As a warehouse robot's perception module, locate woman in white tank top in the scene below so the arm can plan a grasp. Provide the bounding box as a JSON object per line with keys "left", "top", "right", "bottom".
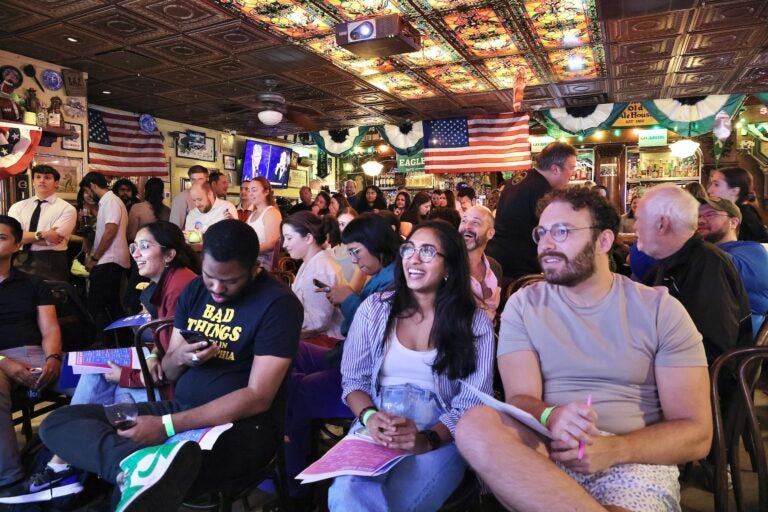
{"left": 246, "top": 176, "right": 281, "bottom": 271}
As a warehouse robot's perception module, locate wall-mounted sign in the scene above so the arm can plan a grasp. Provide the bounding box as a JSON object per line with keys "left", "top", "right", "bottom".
{"left": 637, "top": 128, "right": 668, "bottom": 147}
{"left": 613, "top": 102, "right": 656, "bottom": 127}
{"left": 288, "top": 169, "right": 307, "bottom": 188}
{"left": 529, "top": 135, "right": 554, "bottom": 153}
{"left": 396, "top": 150, "right": 425, "bottom": 173}
{"left": 62, "top": 69, "right": 86, "bottom": 97}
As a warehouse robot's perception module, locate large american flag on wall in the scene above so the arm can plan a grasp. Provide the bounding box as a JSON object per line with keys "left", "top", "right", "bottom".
{"left": 423, "top": 113, "right": 531, "bottom": 173}
{"left": 88, "top": 107, "right": 167, "bottom": 176}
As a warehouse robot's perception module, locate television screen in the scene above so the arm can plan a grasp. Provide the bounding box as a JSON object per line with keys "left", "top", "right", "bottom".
{"left": 242, "top": 140, "right": 293, "bottom": 189}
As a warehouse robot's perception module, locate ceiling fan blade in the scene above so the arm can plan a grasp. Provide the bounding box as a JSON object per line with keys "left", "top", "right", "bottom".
{"left": 286, "top": 109, "right": 318, "bottom": 132}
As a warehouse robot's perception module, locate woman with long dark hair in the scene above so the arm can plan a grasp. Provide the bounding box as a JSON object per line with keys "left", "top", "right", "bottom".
{"left": 328, "top": 220, "right": 494, "bottom": 511}
{"left": 127, "top": 178, "right": 170, "bottom": 241}
{"left": 707, "top": 167, "right": 768, "bottom": 242}
{"left": 311, "top": 190, "right": 332, "bottom": 216}
{"left": 357, "top": 185, "right": 388, "bottom": 214}
{"left": 329, "top": 193, "right": 350, "bottom": 218}
{"left": 388, "top": 190, "right": 411, "bottom": 218}
{"left": 400, "top": 191, "right": 433, "bottom": 237}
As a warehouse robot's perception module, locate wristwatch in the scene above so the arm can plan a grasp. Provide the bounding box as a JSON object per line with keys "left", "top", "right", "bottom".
{"left": 419, "top": 429, "right": 442, "bottom": 451}
{"left": 45, "top": 353, "right": 63, "bottom": 363}
{"left": 34, "top": 231, "right": 43, "bottom": 241}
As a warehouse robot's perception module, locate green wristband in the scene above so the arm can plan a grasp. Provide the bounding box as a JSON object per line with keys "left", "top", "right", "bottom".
{"left": 362, "top": 409, "right": 377, "bottom": 427}
{"left": 146, "top": 353, "right": 158, "bottom": 361}
{"left": 161, "top": 414, "right": 175, "bottom": 437}
{"left": 539, "top": 406, "right": 557, "bottom": 427}
{"left": 0, "top": 355, "right": 5, "bottom": 362}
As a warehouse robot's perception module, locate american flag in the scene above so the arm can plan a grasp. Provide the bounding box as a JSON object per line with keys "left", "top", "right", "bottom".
{"left": 423, "top": 113, "right": 531, "bottom": 173}
{"left": 88, "top": 107, "right": 167, "bottom": 176}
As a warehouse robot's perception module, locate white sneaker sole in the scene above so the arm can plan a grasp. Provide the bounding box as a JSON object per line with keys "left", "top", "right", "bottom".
{"left": 0, "top": 481, "right": 84, "bottom": 504}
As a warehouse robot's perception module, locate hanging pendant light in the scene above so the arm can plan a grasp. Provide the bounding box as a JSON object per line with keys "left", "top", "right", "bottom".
{"left": 362, "top": 159, "right": 383, "bottom": 176}
{"left": 669, "top": 123, "right": 699, "bottom": 159}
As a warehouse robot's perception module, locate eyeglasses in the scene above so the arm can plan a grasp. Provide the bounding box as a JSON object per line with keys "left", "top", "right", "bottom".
{"left": 698, "top": 211, "right": 729, "bottom": 219}
{"left": 532, "top": 223, "right": 599, "bottom": 244}
{"left": 129, "top": 240, "right": 164, "bottom": 254}
{"left": 399, "top": 242, "right": 445, "bottom": 262}
{"left": 347, "top": 247, "right": 363, "bottom": 259}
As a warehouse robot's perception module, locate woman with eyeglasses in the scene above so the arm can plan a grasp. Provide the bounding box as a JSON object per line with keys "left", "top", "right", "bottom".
{"left": 285, "top": 213, "right": 400, "bottom": 499}
{"left": 70, "top": 220, "right": 200, "bottom": 405}
{"left": 247, "top": 176, "right": 283, "bottom": 271}
{"left": 328, "top": 220, "right": 494, "bottom": 511}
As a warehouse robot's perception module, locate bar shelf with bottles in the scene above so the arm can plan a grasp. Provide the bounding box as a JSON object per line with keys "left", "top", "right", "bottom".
{"left": 624, "top": 146, "right": 701, "bottom": 207}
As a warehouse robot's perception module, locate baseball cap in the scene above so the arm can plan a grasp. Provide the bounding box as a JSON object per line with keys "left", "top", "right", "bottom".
{"left": 698, "top": 197, "right": 742, "bottom": 221}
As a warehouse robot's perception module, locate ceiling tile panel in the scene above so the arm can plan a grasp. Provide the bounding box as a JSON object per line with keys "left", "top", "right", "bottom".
{"left": 683, "top": 27, "right": 767, "bottom": 55}
{"left": 442, "top": 8, "right": 521, "bottom": 58}
{"left": 187, "top": 20, "right": 282, "bottom": 53}
{"left": 676, "top": 52, "right": 744, "bottom": 72}
{"left": 2, "top": 5, "right": 50, "bottom": 33}
{"left": 281, "top": 65, "right": 354, "bottom": 85}
{"left": 61, "top": 58, "right": 130, "bottom": 81}
{"left": 422, "top": 64, "right": 491, "bottom": 93}
{"left": 690, "top": 1, "right": 768, "bottom": 31}
{"left": 610, "top": 38, "right": 678, "bottom": 64}
{"left": 69, "top": 7, "right": 174, "bottom": 45}
{"left": 90, "top": 49, "right": 164, "bottom": 73}
{"left": 672, "top": 70, "right": 734, "bottom": 86}
{"left": 19, "top": 23, "right": 119, "bottom": 57}
{"left": 665, "top": 85, "right": 719, "bottom": 97}
{"left": 4, "top": 0, "right": 109, "bottom": 18}
{"left": 611, "top": 59, "right": 671, "bottom": 78}
{"left": 605, "top": 10, "right": 689, "bottom": 42}
{"left": 615, "top": 75, "right": 666, "bottom": 91}
{"left": 150, "top": 67, "right": 221, "bottom": 87}
{"left": 121, "top": 0, "right": 232, "bottom": 31}
{"left": 136, "top": 35, "right": 225, "bottom": 65}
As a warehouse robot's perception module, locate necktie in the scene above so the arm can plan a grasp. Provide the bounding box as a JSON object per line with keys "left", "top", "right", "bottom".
{"left": 23, "top": 199, "right": 44, "bottom": 252}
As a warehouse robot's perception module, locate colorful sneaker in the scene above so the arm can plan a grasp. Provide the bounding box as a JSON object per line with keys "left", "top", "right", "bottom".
{"left": 114, "top": 440, "right": 202, "bottom": 512}
{"left": 0, "top": 466, "right": 84, "bottom": 504}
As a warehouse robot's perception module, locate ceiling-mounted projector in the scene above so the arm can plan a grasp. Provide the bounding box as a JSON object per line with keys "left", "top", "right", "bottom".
{"left": 335, "top": 14, "right": 421, "bottom": 58}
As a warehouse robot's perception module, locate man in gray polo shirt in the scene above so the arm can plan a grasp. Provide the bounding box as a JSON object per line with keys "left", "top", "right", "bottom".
{"left": 456, "top": 187, "right": 712, "bottom": 512}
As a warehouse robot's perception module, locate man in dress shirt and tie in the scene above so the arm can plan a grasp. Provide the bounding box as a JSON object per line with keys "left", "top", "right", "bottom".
{"left": 8, "top": 165, "right": 76, "bottom": 281}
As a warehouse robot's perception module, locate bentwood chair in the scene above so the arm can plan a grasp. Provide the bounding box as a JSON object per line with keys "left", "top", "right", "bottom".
{"left": 133, "top": 317, "right": 174, "bottom": 402}
{"left": 710, "top": 346, "right": 768, "bottom": 512}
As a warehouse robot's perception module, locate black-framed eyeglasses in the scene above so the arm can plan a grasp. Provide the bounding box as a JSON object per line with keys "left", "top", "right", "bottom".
{"left": 129, "top": 240, "right": 164, "bottom": 254}
{"left": 399, "top": 242, "right": 445, "bottom": 263}
{"left": 532, "top": 223, "right": 599, "bottom": 244}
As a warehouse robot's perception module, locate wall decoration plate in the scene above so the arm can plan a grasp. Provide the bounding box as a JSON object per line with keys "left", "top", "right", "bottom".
{"left": 41, "top": 69, "right": 63, "bottom": 91}
{"left": 139, "top": 114, "right": 157, "bottom": 134}
{"left": 0, "top": 66, "right": 23, "bottom": 92}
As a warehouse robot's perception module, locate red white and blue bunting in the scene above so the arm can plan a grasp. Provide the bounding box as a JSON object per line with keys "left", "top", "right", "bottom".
{"left": 0, "top": 121, "right": 42, "bottom": 179}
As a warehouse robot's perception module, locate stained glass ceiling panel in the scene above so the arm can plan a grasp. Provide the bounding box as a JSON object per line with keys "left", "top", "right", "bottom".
{"left": 364, "top": 71, "right": 436, "bottom": 99}
{"left": 443, "top": 8, "right": 521, "bottom": 58}
{"left": 225, "top": 0, "right": 335, "bottom": 39}
{"left": 306, "top": 35, "right": 397, "bottom": 76}
{"left": 484, "top": 56, "right": 543, "bottom": 89}
{"left": 423, "top": 63, "right": 490, "bottom": 93}
{"left": 320, "top": 0, "right": 406, "bottom": 19}
{"left": 548, "top": 46, "right": 600, "bottom": 81}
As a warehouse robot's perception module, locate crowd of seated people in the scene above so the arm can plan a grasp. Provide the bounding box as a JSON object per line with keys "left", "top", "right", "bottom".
{"left": 2, "top": 147, "right": 767, "bottom": 511}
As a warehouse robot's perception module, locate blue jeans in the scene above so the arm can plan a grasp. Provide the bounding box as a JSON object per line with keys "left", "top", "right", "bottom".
{"left": 328, "top": 383, "right": 465, "bottom": 511}
{"left": 328, "top": 443, "right": 467, "bottom": 512}
{"left": 70, "top": 373, "right": 158, "bottom": 406}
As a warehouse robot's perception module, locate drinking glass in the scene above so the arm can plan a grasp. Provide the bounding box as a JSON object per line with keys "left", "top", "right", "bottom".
{"left": 379, "top": 385, "right": 411, "bottom": 417}
{"left": 104, "top": 394, "right": 138, "bottom": 430}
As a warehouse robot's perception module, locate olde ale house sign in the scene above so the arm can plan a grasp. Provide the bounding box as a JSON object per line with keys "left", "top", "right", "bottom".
{"left": 613, "top": 103, "right": 656, "bottom": 127}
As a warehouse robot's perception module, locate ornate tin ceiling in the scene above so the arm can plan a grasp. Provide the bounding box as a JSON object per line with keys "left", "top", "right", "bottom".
{"left": 1, "top": 0, "right": 767, "bottom": 137}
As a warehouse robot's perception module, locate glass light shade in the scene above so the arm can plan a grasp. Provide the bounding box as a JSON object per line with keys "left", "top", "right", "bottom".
{"left": 257, "top": 109, "right": 283, "bottom": 126}
{"left": 362, "top": 160, "right": 384, "bottom": 176}
{"left": 669, "top": 139, "right": 700, "bottom": 159}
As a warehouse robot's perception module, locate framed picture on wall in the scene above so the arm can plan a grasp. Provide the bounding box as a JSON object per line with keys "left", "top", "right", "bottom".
{"left": 60, "top": 122, "right": 83, "bottom": 151}
{"left": 290, "top": 152, "right": 299, "bottom": 169}
{"left": 176, "top": 134, "right": 216, "bottom": 162}
{"left": 223, "top": 154, "right": 236, "bottom": 170}
{"left": 33, "top": 153, "right": 83, "bottom": 200}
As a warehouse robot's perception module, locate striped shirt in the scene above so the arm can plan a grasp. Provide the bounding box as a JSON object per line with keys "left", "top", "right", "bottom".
{"left": 340, "top": 292, "right": 495, "bottom": 436}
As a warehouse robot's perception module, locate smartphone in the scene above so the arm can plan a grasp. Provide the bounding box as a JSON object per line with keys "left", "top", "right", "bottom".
{"left": 179, "top": 330, "right": 212, "bottom": 347}
{"left": 313, "top": 278, "right": 330, "bottom": 290}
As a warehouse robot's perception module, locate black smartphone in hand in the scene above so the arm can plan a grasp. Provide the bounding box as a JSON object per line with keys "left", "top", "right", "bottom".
{"left": 313, "top": 279, "right": 330, "bottom": 290}
{"left": 179, "top": 330, "right": 212, "bottom": 347}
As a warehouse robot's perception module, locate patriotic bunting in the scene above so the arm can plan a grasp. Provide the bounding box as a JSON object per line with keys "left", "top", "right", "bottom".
{"left": 0, "top": 121, "right": 42, "bottom": 179}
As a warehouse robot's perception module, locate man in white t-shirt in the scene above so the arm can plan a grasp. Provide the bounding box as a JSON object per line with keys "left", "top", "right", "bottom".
{"left": 184, "top": 182, "right": 237, "bottom": 234}
{"left": 456, "top": 187, "right": 712, "bottom": 512}
{"left": 80, "top": 172, "right": 130, "bottom": 337}
{"left": 169, "top": 166, "right": 209, "bottom": 229}
{"left": 8, "top": 165, "right": 76, "bottom": 281}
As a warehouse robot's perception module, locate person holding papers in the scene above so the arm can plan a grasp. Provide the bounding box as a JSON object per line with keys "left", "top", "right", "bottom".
{"left": 70, "top": 221, "right": 199, "bottom": 405}
{"left": 328, "top": 220, "right": 494, "bottom": 511}
{"left": 455, "top": 187, "right": 711, "bottom": 512}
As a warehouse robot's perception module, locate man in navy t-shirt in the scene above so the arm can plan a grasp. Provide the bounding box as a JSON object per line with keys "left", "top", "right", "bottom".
{"left": 32, "top": 220, "right": 303, "bottom": 512}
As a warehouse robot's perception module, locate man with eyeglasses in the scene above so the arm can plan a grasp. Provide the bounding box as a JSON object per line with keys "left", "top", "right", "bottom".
{"left": 696, "top": 196, "right": 768, "bottom": 338}
{"left": 487, "top": 141, "right": 577, "bottom": 281}
{"left": 36, "top": 220, "right": 303, "bottom": 511}
{"left": 459, "top": 205, "right": 500, "bottom": 321}
{"left": 457, "top": 186, "right": 712, "bottom": 512}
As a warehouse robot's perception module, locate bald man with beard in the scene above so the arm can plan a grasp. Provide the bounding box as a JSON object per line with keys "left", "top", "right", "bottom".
{"left": 184, "top": 182, "right": 237, "bottom": 234}
{"left": 459, "top": 205, "right": 501, "bottom": 321}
